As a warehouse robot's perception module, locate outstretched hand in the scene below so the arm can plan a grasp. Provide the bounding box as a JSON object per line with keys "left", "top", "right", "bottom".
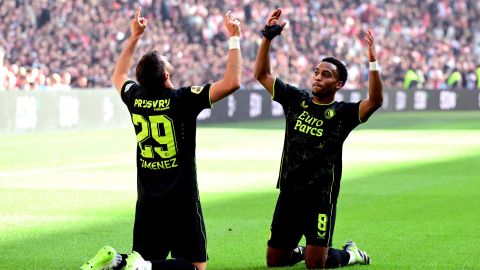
{"left": 224, "top": 10, "right": 241, "bottom": 37}
{"left": 266, "top": 8, "right": 287, "bottom": 28}
{"left": 131, "top": 7, "right": 147, "bottom": 37}
{"left": 261, "top": 8, "right": 287, "bottom": 40}
{"left": 365, "top": 29, "right": 376, "bottom": 62}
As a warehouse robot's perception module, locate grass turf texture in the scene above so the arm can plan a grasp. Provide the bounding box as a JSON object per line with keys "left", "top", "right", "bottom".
{"left": 0, "top": 111, "right": 479, "bottom": 269}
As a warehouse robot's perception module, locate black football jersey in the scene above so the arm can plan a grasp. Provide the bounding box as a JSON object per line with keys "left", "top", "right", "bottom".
{"left": 273, "top": 78, "right": 362, "bottom": 203}
{"left": 121, "top": 80, "right": 211, "bottom": 202}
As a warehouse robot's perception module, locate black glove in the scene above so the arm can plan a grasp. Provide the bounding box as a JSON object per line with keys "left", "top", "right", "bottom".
{"left": 261, "top": 25, "right": 284, "bottom": 40}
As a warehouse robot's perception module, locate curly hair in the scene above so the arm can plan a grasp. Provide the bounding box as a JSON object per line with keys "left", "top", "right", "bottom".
{"left": 322, "top": 57, "right": 348, "bottom": 86}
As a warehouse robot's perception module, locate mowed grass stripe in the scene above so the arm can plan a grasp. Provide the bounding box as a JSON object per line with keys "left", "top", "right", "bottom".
{"left": 0, "top": 111, "right": 479, "bottom": 269}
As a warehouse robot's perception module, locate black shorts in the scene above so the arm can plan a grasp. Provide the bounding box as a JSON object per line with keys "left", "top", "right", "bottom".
{"left": 267, "top": 191, "right": 337, "bottom": 249}
{"left": 132, "top": 199, "right": 207, "bottom": 262}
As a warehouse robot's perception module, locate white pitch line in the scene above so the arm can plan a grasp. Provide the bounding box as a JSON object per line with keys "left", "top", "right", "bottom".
{"left": 0, "top": 154, "right": 276, "bottom": 178}
{"left": 0, "top": 160, "right": 133, "bottom": 178}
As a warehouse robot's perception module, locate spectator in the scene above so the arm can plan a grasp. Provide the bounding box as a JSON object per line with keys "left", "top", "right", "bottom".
{"left": 0, "top": 48, "right": 6, "bottom": 91}
{"left": 476, "top": 67, "right": 480, "bottom": 89}
{"left": 447, "top": 69, "right": 463, "bottom": 89}
{"left": 403, "top": 69, "right": 420, "bottom": 90}
{"left": 0, "top": 0, "right": 480, "bottom": 91}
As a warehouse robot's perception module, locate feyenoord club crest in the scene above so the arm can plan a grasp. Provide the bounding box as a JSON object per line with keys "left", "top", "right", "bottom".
{"left": 191, "top": 85, "right": 204, "bottom": 94}
{"left": 324, "top": 108, "right": 336, "bottom": 119}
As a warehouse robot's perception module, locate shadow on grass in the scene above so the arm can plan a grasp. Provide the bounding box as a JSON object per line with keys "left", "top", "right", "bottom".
{"left": 0, "top": 153, "right": 479, "bottom": 269}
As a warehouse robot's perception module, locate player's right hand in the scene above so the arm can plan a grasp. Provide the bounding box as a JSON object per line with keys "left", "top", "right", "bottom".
{"left": 224, "top": 10, "right": 241, "bottom": 37}
{"left": 365, "top": 29, "right": 377, "bottom": 62}
{"left": 131, "top": 7, "right": 147, "bottom": 37}
{"left": 266, "top": 8, "right": 287, "bottom": 28}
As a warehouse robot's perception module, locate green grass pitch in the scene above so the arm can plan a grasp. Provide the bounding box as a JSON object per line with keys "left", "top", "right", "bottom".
{"left": 1, "top": 111, "right": 480, "bottom": 269}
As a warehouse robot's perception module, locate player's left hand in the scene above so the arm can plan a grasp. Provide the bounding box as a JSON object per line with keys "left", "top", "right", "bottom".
{"left": 131, "top": 7, "right": 147, "bottom": 37}
{"left": 365, "top": 29, "right": 376, "bottom": 62}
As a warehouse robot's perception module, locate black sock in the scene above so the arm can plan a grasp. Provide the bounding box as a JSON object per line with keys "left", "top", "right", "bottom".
{"left": 150, "top": 258, "right": 198, "bottom": 270}
{"left": 325, "top": 248, "right": 349, "bottom": 268}
{"left": 112, "top": 254, "right": 128, "bottom": 270}
{"left": 287, "top": 246, "right": 305, "bottom": 266}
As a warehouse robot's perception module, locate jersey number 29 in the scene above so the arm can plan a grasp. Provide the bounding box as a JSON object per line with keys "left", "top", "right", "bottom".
{"left": 132, "top": 113, "right": 177, "bottom": 159}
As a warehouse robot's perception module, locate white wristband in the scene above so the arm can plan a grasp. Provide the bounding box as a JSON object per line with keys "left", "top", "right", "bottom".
{"left": 369, "top": 61, "right": 378, "bottom": 71}
{"left": 229, "top": 36, "right": 240, "bottom": 50}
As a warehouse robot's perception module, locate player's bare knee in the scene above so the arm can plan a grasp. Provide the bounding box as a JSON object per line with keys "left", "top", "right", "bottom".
{"left": 305, "top": 261, "right": 326, "bottom": 269}
{"left": 266, "top": 249, "right": 282, "bottom": 267}
{"left": 193, "top": 261, "right": 206, "bottom": 270}
{"left": 305, "top": 258, "right": 326, "bottom": 269}
{"left": 266, "top": 257, "right": 280, "bottom": 267}
{"left": 266, "top": 254, "right": 290, "bottom": 267}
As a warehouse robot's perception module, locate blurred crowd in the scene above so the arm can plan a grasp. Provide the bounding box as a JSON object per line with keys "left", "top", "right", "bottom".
{"left": 1, "top": 0, "right": 480, "bottom": 91}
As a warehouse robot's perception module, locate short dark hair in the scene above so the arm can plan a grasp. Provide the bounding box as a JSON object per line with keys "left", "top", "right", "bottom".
{"left": 135, "top": 50, "right": 166, "bottom": 88}
{"left": 322, "top": 57, "right": 348, "bottom": 86}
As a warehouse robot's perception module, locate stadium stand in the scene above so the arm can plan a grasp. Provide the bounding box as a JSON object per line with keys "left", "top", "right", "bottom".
{"left": 0, "top": 0, "right": 479, "bottom": 91}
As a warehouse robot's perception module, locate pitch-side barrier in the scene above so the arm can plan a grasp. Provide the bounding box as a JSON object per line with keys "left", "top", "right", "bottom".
{"left": 1, "top": 88, "right": 478, "bottom": 134}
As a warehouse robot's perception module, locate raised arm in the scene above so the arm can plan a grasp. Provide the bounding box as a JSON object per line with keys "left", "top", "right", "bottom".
{"left": 112, "top": 7, "right": 147, "bottom": 93}
{"left": 209, "top": 11, "right": 242, "bottom": 103}
{"left": 359, "top": 29, "right": 383, "bottom": 122}
{"left": 254, "top": 9, "right": 287, "bottom": 95}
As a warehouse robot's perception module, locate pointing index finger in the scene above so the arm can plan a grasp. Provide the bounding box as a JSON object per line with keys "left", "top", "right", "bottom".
{"left": 224, "top": 10, "right": 232, "bottom": 23}
{"left": 135, "top": 7, "right": 141, "bottom": 20}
